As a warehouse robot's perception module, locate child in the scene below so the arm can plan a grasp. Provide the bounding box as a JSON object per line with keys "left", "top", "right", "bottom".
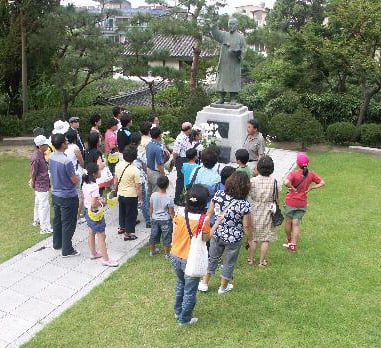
{"left": 149, "top": 176, "right": 175, "bottom": 258}
{"left": 170, "top": 184, "right": 219, "bottom": 325}
{"left": 30, "top": 135, "right": 53, "bottom": 234}
{"left": 82, "top": 163, "right": 119, "bottom": 267}
{"left": 181, "top": 148, "right": 199, "bottom": 188}
{"left": 189, "top": 128, "right": 203, "bottom": 163}
{"left": 235, "top": 148, "right": 251, "bottom": 178}
{"left": 283, "top": 152, "right": 325, "bottom": 252}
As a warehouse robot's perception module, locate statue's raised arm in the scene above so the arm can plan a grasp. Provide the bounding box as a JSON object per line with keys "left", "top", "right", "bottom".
{"left": 210, "top": 15, "right": 247, "bottom": 105}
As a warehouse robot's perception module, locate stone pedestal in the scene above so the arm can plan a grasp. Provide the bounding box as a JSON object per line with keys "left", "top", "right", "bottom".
{"left": 195, "top": 104, "right": 254, "bottom": 163}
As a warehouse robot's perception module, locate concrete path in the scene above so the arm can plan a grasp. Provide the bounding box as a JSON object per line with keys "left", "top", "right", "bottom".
{"left": 0, "top": 148, "right": 296, "bottom": 348}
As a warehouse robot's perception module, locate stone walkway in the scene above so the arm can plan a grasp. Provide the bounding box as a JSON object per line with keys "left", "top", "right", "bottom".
{"left": 0, "top": 148, "right": 296, "bottom": 347}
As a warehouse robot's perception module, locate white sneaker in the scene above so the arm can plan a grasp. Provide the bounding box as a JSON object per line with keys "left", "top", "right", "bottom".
{"left": 198, "top": 282, "right": 209, "bottom": 292}
{"left": 40, "top": 229, "right": 52, "bottom": 235}
{"left": 218, "top": 283, "right": 234, "bottom": 294}
{"left": 179, "top": 317, "right": 198, "bottom": 326}
{"left": 32, "top": 221, "right": 40, "bottom": 227}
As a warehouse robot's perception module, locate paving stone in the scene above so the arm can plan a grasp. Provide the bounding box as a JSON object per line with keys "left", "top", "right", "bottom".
{"left": 0, "top": 339, "right": 9, "bottom": 348}
{"left": 12, "top": 298, "right": 56, "bottom": 322}
{"left": 74, "top": 259, "right": 107, "bottom": 277}
{"left": 10, "top": 257, "right": 45, "bottom": 275}
{"left": 31, "top": 263, "right": 69, "bottom": 283}
{"left": 0, "top": 310, "right": 6, "bottom": 319}
{"left": 55, "top": 271, "right": 95, "bottom": 291}
{"left": 0, "top": 269, "right": 26, "bottom": 288}
{"left": 10, "top": 276, "right": 50, "bottom": 297}
{"left": 0, "top": 314, "right": 35, "bottom": 343}
{"left": 0, "top": 289, "right": 29, "bottom": 312}
{"left": 27, "top": 245, "right": 60, "bottom": 262}
{"left": 34, "top": 283, "right": 77, "bottom": 306}
{"left": 51, "top": 254, "right": 86, "bottom": 270}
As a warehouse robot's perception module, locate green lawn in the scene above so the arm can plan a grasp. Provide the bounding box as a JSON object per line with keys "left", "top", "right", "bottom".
{"left": 22, "top": 152, "right": 381, "bottom": 347}
{"left": 0, "top": 154, "right": 50, "bottom": 263}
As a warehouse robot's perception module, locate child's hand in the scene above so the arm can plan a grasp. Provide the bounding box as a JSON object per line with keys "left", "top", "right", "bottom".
{"left": 99, "top": 197, "right": 106, "bottom": 205}
{"left": 214, "top": 214, "right": 224, "bottom": 226}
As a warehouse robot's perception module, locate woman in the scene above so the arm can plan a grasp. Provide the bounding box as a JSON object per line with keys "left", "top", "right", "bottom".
{"left": 90, "top": 113, "right": 102, "bottom": 135}
{"left": 189, "top": 128, "right": 203, "bottom": 164}
{"left": 283, "top": 152, "right": 325, "bottom": 252}
{"left": 104, "top": 117, "right": 119, "bottom": 176}
{"left": 65, "top": 129, "right": 85, "bottom": 222}
{"left": 198, "top": 171, "right": 253, "bottom": 294}
{"left": 114, "top": 145, "right": 142, "bottom": 240}
{"left": 248, "top": 156, "right": 278, "bottom": 267}
{"left": 171, "top": 185, "right": 221, "bottom": 325}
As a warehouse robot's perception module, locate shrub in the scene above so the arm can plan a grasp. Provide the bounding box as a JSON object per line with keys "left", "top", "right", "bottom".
{"left": 0, "top": 116, "right": 23, "bottom": 137}
{"left": 359, "top": 123, "right": 381, "bottom": 147}
{"left": 254, "top": 111, "right": 271, "bottom": 138}
{"left": 265, "top": 90, "right": 301, "bottom": 116}
{"left": 271, "top": 108, "right": 324, "bottom": 147}
{"left": 326, "top": 122, "right": 356, "bottom": 145}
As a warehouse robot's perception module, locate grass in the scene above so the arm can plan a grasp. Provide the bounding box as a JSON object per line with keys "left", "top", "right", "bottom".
{"left": 0, "top": 154, "right": 50, "bottom": 263}
{"left": 20, "top": 152, "right": 381, "bottom": 347}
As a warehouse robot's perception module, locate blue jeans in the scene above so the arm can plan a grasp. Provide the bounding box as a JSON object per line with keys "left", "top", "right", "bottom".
{"left": 141, "top": 183, "right": 150, "bottom": 225}
{"left": 170, "top": 255, "right": 200, "bottom": 324}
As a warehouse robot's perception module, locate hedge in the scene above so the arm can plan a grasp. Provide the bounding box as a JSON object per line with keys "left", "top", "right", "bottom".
{"left": 326, "top": 122, "right": 356, "bottom": 145}
{"left": 360, "top": 123, "right": 381, "bottom": 147}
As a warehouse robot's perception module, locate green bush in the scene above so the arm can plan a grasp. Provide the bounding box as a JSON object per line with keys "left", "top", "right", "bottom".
{"left": 254, "top": 111, "right": 271, "bottom": 137}
{"left": 271, "top": 108, "right": 324, "bottom": 147}
{"left": 359, "top": 123, "right": 381, "bottom": 147}
{"left": 326, "top": 122, "right": 356, "bottom": 145}
{"left": 0, "top": 116, "right": 23, "bottom": 136}
{"left": 265, "top": 90, "right": 301, "bottom": 116}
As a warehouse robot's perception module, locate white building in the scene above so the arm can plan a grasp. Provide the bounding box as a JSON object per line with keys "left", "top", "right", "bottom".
{"left": 235, "top": 2, "right": 270, "bottom": 28}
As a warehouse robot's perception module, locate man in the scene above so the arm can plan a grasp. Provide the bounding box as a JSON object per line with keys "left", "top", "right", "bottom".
{"left": 243, "top": 119, "right": 265, "bottom": 175}
{"left": 211, "top": 15, "right": 246, "bottom": 104}
{"left": 117, "top": 113, "right": 132, "bottom": 155}
{"left": 146, "top": 127, "right": 165, "bottom": 199}
{"left": 68, "top": 116, "right": 85, "bottom": 158}
{"left": 173, "top": 122, "right": 192, "bottom": 205}
{"left": 30, "top": 135, "right": 53, "bottom": 234}
{"left": 49, "top": 133, "right": 80, "bottom": 257}
{"left": 112, "top": 106, "right": 123, "bottom": 131}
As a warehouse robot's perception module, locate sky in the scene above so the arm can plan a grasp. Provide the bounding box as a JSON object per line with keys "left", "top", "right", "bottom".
{"left": 60, "top": 0, "right": 276, "bottom": 13}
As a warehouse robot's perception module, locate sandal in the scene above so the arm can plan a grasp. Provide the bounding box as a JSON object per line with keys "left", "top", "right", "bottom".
{"left": 118, "top": 227, "right": 125, "bottom": 235}
{"left": 124, "top": 233, "right": 138, "bottom": 241}
{"left": 247, "top": 258, "right": 254, "bottom": 265}
{"left": 258, "top": 259, "right": 268, "bottom": 267}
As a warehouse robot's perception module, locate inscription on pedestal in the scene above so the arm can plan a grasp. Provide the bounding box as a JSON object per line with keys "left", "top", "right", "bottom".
{"left": 207, "top": 120, "right": 229, "bottom": 139}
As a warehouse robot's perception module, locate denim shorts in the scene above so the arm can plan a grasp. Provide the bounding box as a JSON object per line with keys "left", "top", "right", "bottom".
{"left": 149, "top": 219, "right": 173, "bottom": 246}
{"left": 84, "top": 208, "right": 106, "bottom": 233}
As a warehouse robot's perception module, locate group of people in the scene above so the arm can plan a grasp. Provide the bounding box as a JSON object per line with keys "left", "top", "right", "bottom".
{"left": 30, "top": 109, "right": 325, "bottom": 325}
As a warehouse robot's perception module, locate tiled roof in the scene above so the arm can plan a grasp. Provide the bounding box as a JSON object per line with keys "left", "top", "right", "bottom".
{"left": 96, "top": 80, "right": 169, "bottom": 107}
{"left": 123, "top": 34, "right": 217, "bottom": 60}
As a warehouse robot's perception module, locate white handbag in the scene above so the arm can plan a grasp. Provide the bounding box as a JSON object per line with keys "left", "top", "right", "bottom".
{"left": 184, "top": 210, "right": 208, "bottom": 278}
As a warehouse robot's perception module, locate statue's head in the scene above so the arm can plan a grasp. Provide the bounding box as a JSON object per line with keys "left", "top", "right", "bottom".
{"left": 228, "top": 18, "right": 238, "bottom": 33}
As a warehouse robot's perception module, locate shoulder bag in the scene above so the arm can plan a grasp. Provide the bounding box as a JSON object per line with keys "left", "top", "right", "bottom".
{"left": 184, "top": 209, "right": 208, "bottom": 277}
{"left": 114, "top": 163, "right": 130, "bottom": 195}
{"left": 271, "top": 179, "right": 284, "bottom": 226}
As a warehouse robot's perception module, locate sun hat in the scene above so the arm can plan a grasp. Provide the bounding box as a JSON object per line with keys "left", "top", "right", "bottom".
{"left": 296, "top": 152, "right": 310, "bottom": 167}
{"left": 33, "top": 135, "right": 49, "bottom": 147}
{"left": 68, "top": 116, "right": 80, "bottom": 123}
{"left": 52, "top": 120, "right": 70, "bottom": 134}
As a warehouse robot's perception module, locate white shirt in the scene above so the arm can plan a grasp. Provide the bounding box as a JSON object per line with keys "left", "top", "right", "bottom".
{"left": 65, "top": 143, "right": 83, "bottom": 176}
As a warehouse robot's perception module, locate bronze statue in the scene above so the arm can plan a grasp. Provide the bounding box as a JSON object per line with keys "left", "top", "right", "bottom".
{"left": 211, "top": 14, "right": 246, "bottom": 104}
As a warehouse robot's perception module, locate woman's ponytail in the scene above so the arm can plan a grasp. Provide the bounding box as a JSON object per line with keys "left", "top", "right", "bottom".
{"left": 302, "top": 166, "right": 309, "bottom": 177}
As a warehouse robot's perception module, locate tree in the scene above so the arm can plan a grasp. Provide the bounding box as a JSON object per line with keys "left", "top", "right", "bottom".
{"left": 35, "top": 5, "right": 124, "bottom": 117}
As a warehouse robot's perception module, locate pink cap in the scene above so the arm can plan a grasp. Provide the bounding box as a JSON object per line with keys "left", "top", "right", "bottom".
{"left": 297, "top": 152, "right": 309, "bottom": 167}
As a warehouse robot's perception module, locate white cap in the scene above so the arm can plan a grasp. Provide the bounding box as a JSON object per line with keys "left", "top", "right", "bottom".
{"left": 34, "top": 135, "right": 49, "bottom": 147}
{"left": 52, "top": 120, "right": 70, "bottom": 134}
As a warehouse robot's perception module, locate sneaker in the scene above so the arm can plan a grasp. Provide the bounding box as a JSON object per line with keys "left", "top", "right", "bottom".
{"left": 102, "top": 259, "right": 119, "bottom": 267}
{"left": 62, "top": 250, "right": 81, "bottom": 258}
{"left": 149, "top": 248, "right": 160, "bottom": 257}
{"left": 282, "top": 242, "right": 290, "bottom": 248}
{"left": 32, "top": 221, "right": 40, "bottom": 227}
{"left": 77, "top": 217, "right": 86, "bottom": 225}
{"left": 174, "top": 313, "right": 179, "bottom": 319}
{"left": 179, "top": 317, "right": 198, "bottom": 326}
{"left": 40, "top": 229, "right": 52, "bottom": 235}
{"left": 90, "top": 251, "right": 102, "bottom": 260}
{"left": 198, "top": 282, "right": 209, "bottom": 292}
{"left": 218, "top": 283, "right": 234, "bottom": 294}
{"left": 287, "top": 243, "right": 297, "bottom": 252}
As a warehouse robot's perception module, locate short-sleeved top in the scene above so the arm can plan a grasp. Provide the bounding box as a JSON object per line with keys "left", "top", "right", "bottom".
{"left": 150, "top": 192, "right": 174, "bottom": 220}
{"left": 115, "top": 161, "right": 141, "bottom": 197}
{"left": 146, "top": 140, "right": 164, "bottom": 171}
{"left": 171, "top": 208, "right": 211, "bottom": 260}
{"left": 49, "top": 152, "right": 77, "bottom": 198}
{"left": 212, "top": 191, "right": 251, "bottom": 244}
{"left": 105, "top": 129, "right": 117, "bottom": 154}
{"left": 285, "top": 170, "right": 323, "bottom": 208}
{"left": 182, "top": 162, "right": 199, "bottom": 186}
{"left": 139, "top": 135, "right": 151, "bottom": 152}
{"left": 133, "top": 150, "right": 147, "bottom": 184}
{"left": 65, "top": 143, "right": 83, "bottom": 176}
{"left": 173, "top": 132, "right": 191, "bottom": 158}
{"left": 30, "top": 150, "right": 49, "bottom": 192}
{"left": 117, "top": 127, "right": 131, "bottom": 154}
{"left": 243, "top": 132, "right": 265, "bottom": 161}
{"left": 82, "top": 182, "right": 100, "bottom": 209}
{"left": 236, "top": 165, "right": 251, "bottom": 178}
{"left": 192, "top": 166, "right": 221, "bottom": 188}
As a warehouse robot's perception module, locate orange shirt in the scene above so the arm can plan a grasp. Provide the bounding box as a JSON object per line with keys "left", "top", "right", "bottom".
{"left": 171, "top": 208, "right": 211, "bottom": 260}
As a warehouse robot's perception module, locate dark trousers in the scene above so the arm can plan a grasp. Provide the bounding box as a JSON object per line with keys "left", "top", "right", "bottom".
{"left": 52, "top": 195, "right": 79, "bottom": 256}
{"left": 175, "top": 157, "right": 186, "bottom": 204}
{"left": 118, "top": 196, "right": 138, "bottom": 234}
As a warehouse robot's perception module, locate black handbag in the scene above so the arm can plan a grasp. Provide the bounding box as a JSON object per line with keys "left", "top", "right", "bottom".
{"left": 271, "top": 180, "right": 284, "bottom": 226}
